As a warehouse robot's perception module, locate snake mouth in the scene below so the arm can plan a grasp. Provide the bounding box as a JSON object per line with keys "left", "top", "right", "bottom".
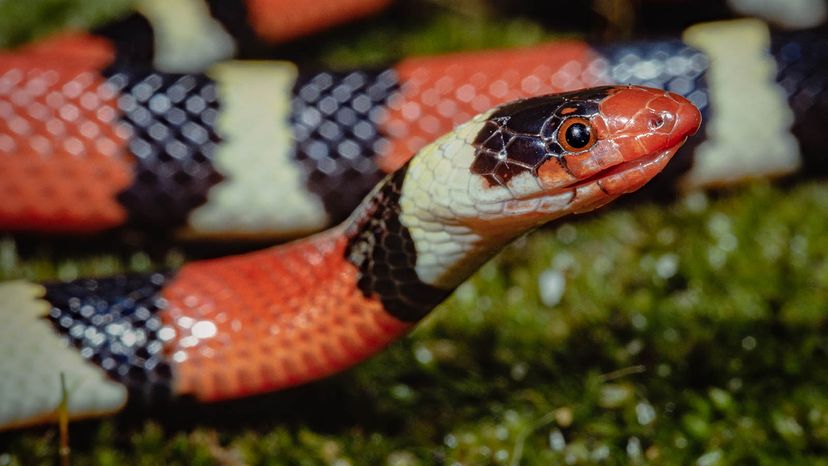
{"left": 511, "top": 143, "right": 682, "bottom": 204}
{"left": 563, "top": 141, "right": 684, "bottom": 195}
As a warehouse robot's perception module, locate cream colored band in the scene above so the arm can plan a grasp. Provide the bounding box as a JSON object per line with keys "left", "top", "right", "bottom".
{"left": 187, "top": 61, "right": 330, "bottom": 238}
{"left": 136, "top": 0, "right": 237, "bottom": 72}
{"left": 0, "top": 282, "right": 127, "bottom": 430}
{"left": 681, "top": 19, "right": 800, "bottom": 190}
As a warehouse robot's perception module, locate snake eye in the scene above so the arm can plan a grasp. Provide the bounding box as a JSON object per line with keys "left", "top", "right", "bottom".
{"left": 558, "top": 117, "right": 596, "bottom": 153}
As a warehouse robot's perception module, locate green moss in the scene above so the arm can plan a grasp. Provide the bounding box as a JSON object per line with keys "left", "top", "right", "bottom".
{"left": 2, "top": 0, "right": 828, "bottom": 464}
{"left": 315, "top": 11, "right": 553, "bottom": 69}
{"left": 0, "top": 0, "right": 132, "bottom": 48}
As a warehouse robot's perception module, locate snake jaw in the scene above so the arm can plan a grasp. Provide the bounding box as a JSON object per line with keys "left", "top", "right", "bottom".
{"left": 593, "top": 143, "right": 682, "bottom": 195}
{"left": 498, "top": 144, "right": 680, "bottom": 224}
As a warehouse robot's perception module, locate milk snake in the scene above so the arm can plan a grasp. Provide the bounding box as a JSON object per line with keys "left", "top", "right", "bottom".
{"left": 0, "top": 85, "right": 701, "bottom": 430}
{"left": 0, "top": 6, "right": 822, "bottom": 431}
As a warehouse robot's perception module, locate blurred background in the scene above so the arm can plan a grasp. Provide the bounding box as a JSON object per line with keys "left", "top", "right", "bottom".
{"left": 1, "top": 0, "right": 828, "bottom": 464}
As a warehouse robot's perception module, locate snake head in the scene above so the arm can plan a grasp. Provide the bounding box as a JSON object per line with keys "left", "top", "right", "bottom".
{"left": 398, "top": 85, "right": 700, "bottom": 287}
{"left": 468, "top": 85, "right": 702, "bottom": 214}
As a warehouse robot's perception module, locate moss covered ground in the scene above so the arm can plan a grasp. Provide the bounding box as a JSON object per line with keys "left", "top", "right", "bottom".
{"left": 1, "top": 1, "right": 828, "bottom": 464}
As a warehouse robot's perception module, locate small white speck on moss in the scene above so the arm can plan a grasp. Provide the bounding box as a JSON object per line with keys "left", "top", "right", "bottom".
{"left": 538, "top": 269, "right": 566, "bottom": 307}
{"left": 697, "top": 449, "right": 723, "bottom": 466}
{"left": 655, "top": 253, "right": 679, "bottom": 279}
{"left": 414, "top": 345, "right": 433, "bottom": 364}
{"left": 636, "top": 401, "right": 656, "bottom": 425}
{"left": 684, "top": 191, "right": 708, "bottom": 212}
{"left": 494, "top": 449, "right": 509, "bottom": 462}
{"left": 626, "top": 436, "right": 642, "bottom": 459}
{"left": 548, "top": 429, "right": 566, "bottom": 451}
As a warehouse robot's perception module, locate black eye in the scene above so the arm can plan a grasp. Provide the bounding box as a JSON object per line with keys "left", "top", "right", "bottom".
{"left": 558, "top": 117, "right": 597, "bottom": 153}
{"left": 565, "top": 123, "right": 590, "bottom": 148}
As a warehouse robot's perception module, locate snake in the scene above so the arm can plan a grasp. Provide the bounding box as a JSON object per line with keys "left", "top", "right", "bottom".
{"left": 29, "top": 0, "right": 393, "bottom": 72}
{"left": 0, "top": 85, "right": 701, "bottom": 430}
{"left": 0, "top": 19, "right": 825, "bottom": 238}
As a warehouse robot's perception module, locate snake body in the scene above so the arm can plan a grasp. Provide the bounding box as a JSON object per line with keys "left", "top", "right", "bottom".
{"left": 73, "top": 0, "right": 392, "bottom": 71}
{"left": 0, "top": 20, "right": 824, "bottom": 237}
{"left": 0, "top": 85, "right": 701, "bottom": 430}
{"left": 36, "top": 0, "right": 826, "bottom": 72}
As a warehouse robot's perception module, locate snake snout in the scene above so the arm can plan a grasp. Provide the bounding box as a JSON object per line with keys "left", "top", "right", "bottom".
{"left": 599, "top": 88, "right": 702, "bottom": 163}
{"left": 673, "top": 93, "right": 703, "bottom": 140}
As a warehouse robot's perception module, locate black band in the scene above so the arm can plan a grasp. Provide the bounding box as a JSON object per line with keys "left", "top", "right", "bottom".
{"left": 44, "top": 272, "right": 175, "bottom": 401}
{"left": 345, "top": 166, "right": 451, "bottom": 322}
{"left": 290, "top": 69, "right": 400, "bottom": 224}
{"left": 103, "top": 70, "right": 226, "bottom": 229}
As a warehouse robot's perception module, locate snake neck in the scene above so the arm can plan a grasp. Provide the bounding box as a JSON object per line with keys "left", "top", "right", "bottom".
{"left": 343, "top": 165, "right": 453, "bottom": 323}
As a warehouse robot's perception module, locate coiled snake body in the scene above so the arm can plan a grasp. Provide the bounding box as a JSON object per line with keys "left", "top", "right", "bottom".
{"left": 0, "top": 85, "right": 701, "bottom": 430}
{"left": 0, "top": 20, "right": 823, "bottom": 237}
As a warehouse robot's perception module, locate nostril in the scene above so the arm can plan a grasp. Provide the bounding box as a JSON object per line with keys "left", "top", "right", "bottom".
{"left": 648, "top": 115, "right": 664, "bottom": 130}
{"left": 648, "top": 112, "right": 672, "bottom": 130}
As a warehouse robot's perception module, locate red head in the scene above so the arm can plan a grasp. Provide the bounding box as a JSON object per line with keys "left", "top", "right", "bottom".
{"left": 465, "top": 85, "right": 701, "bottom": 216}
{"left": 538, "top": 86, "right": 702, "bottom": 196}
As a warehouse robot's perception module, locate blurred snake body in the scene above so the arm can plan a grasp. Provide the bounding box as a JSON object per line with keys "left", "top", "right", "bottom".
{"left": 0, "top": 85, "right": 701, "bottom": 430}
{"left": 0, "top": 19, "right": 824, "bottom": 237}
